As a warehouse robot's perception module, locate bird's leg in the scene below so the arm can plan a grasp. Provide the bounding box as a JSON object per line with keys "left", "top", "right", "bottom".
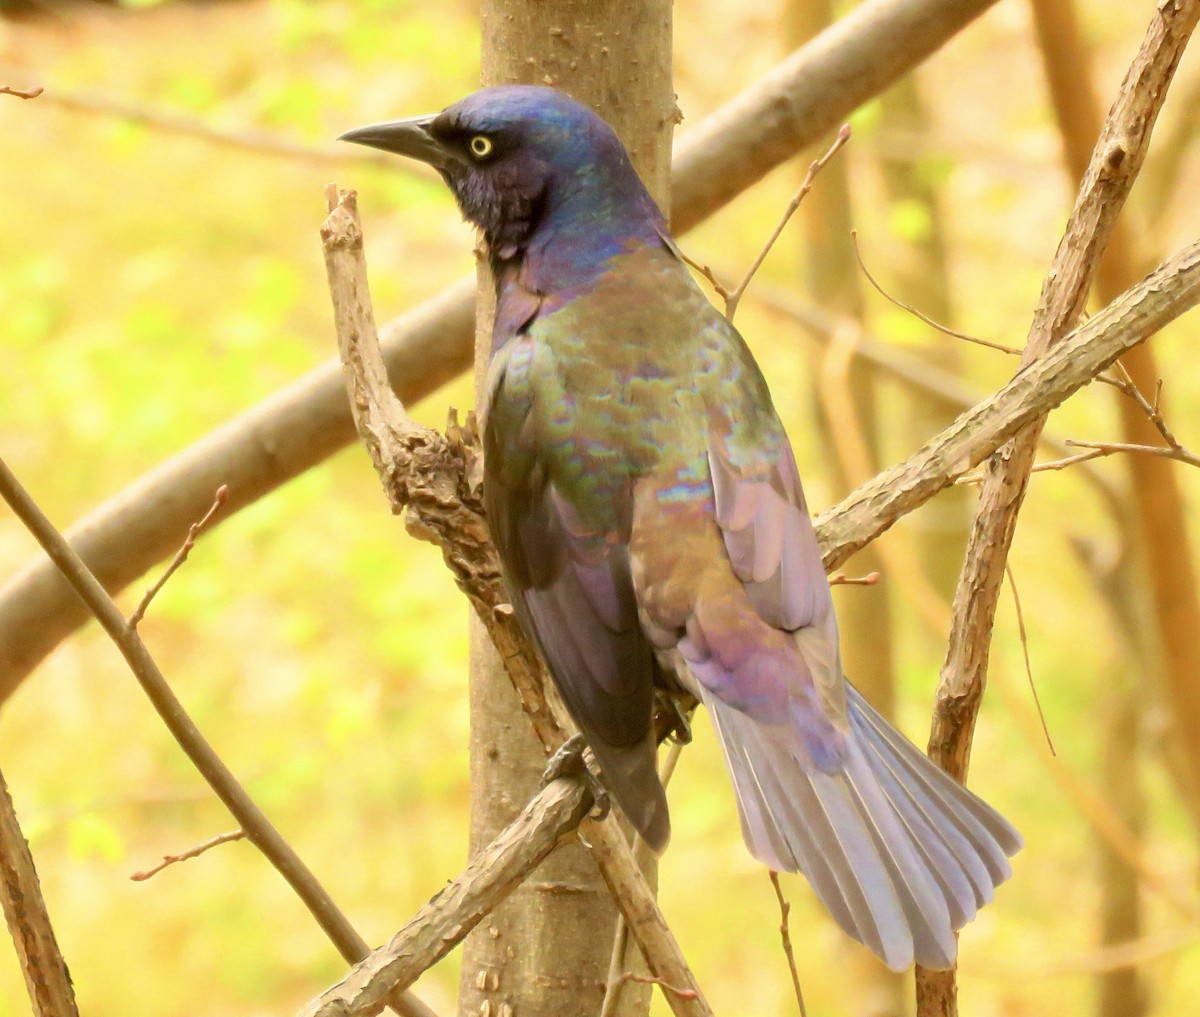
{"left": 541, "top": 733, "right": 611, "bottom": 820}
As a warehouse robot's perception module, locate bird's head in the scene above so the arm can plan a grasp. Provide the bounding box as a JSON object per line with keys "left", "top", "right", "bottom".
{"left": 339, "top": 86, "right": 663, "bottom": 260}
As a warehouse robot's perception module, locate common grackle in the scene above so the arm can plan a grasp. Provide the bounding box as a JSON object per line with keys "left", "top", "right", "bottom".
{"left": 340, "top": 87, "right": 1021, "bottom": 971}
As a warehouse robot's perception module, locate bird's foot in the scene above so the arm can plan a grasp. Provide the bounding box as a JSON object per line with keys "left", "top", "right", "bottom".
{"left": 667, "top": 697, "right": 695, "bottom": 745}
{"left": 541, "top": 733, "right": 611, "bottom": 821}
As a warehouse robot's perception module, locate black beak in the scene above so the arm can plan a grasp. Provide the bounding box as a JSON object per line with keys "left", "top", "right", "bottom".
{"left": 338, "top": 114, "right": 459, "bottom": 170}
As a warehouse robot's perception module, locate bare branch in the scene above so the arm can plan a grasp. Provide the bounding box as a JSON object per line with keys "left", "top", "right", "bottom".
{"left": 850, "top": 230, "right": 1023, "bottom": 355}
{"left": 129, "top": 485, "right": 228, "bottom": 627}
{"left": 815, "top": 237, "right": 1200, "bottom": 572}
{"left": 768, "top": 873, "right": 809, "bottom": 1017}
{"left": 722, "top": 124, "right": 850, "bottom": 320}
{"left": 1004, "top": 565, "right": 1054, "bottom": 756}
{"left": 129, "top": 829, "right": 246, "bottom": 882}
{"left": 0, "top": 457, "right": 440, "bottom": 1017}
{"left": 1064, "top": 438, "right": 1200, "bottom": 470}
{"left": 0, "top": 767, "right": 78, "bottom": 1017}
{"left": 29, "top": 89, "right": 405, "bottom": 170}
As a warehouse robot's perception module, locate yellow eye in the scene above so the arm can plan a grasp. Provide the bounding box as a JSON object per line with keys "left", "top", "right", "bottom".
{"left": 469, "top": 134, "right": 494, "bottom": 158}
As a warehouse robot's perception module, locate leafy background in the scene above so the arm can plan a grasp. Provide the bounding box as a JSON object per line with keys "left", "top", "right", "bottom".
{"left": 1, "top": 1, "right": 1199, "bottom": 1015}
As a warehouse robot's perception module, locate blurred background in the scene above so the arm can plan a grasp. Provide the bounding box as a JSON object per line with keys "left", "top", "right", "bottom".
{"left": 1, "top": 1, "right": 1199, "bottom": 1015}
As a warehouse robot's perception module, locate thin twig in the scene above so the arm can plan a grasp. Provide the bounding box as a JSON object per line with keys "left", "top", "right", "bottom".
{"left": 0, "top": 456, "right": 439, "bottom": 1017}
{"left": 1004, "top": 564, "right": 1055, "bottom": 756}
{"left": 1099, "top": 360, "right": 1192, "bottom": 451}
{"left": 829, "top": 571, "right": 880, "bottom": 586}
{"left": 0, "top": 84, "right": 43, "bottom": 100}
{"left": 769, "top": 872, "right": 809, "bottom": 1017}
{"left": 955, "top": 449, "right": 1106, "bottom": 484}
{"left": 851, "top": 229, "right": 1024, "bottom": 355}
{"left": 129, "top": 485, "right": 228, "bottom": 627}
{"left": 616, "top": 972, "right": 700, "bottom": 1001}
{"left": 723, "top": 124, "right": 851, "bottom": 320}
{"left": 1064, "top": 439, "right": 1200, "bottom": 470}
{"left": 130, "top": 829, "right": 246, "bottom": 882}
{"left": 677, "top": 248, "right": 731, "bottom": 303}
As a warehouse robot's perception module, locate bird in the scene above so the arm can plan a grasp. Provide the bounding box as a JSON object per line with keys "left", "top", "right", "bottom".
{"left": 340, "top": 85, "right": 1021, "bottom": 972}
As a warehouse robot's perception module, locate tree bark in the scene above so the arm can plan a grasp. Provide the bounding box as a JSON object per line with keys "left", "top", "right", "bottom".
{"left": 459, "top": 5, "right": 672, "bottom": 1017}
{"left": 0, "top": 767, "right": 78, "bottom": 1017}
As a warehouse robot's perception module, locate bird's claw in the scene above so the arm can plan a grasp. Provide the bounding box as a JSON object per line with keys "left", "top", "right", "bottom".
{"left": 541, "top": 733, "right": 611, "bottom": 820}
{"left": 667, "top": 698, "right": 694, "bottom": 745}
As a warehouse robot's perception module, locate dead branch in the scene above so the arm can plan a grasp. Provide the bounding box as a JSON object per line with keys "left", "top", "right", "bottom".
{"left": 0, "top": 767, "right": 78, "bottom": 1017}
{"left": 0, "top": 457, "right": 439, "bottom": 1017}
{"left": 130, "top": 485, "right": 228, "bottom": 627}
{"left": 917, "top": 3, "right": 1200, "bottom": 1013}
{"left": 814, "top": 236, "right": 1200, "bottom": 572}
{"left": 0, "top": 0, "right": 1005, "bottom": 700}
{"left": 721, "top": 124, "right": 851, "bottom": 319}
{"left": 129, "top": 829, "right": 246, "bottom": 882}
{"left": 320, "top": 188, "right": 711, "bottom": 1017}
{"left": 1061, "top": 438, "right": 1200, "bottom": 470}
{"left": 298, "top": 777, "right": 593, "bottom": 1017}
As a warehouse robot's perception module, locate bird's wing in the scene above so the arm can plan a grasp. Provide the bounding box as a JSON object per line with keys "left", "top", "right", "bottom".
{"left": 701, "top": 340, "right": 848, "bottom": 728}
{"left": 483, "top": 334, "right": 668, "bottom": 850}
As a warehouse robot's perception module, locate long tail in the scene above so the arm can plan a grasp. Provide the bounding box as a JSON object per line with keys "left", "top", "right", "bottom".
{"left": 704, "top": 683, "right": 1021, "bottom": 971}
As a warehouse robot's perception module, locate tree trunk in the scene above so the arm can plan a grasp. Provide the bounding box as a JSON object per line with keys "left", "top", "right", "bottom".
{"left": 460, "top": 5, "right": 674, "bottom": 1016}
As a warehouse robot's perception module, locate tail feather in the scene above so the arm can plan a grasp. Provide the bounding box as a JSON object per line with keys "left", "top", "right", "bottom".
{"left": 704, "top": 682, "right": 1021, "bottom": 972}
{"left": 759, "top": 728, "right": 905, "bottom": 963}
{"left": 587, "top": 730, "right": 671, "bottom": 853}
{"left": 847, "top": 693, "right": 1011, "bottom": 901}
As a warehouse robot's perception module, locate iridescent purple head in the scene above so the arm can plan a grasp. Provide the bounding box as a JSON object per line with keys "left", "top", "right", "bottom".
{"left": 340, "top": 86, "right": 664, "bottom": 258}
